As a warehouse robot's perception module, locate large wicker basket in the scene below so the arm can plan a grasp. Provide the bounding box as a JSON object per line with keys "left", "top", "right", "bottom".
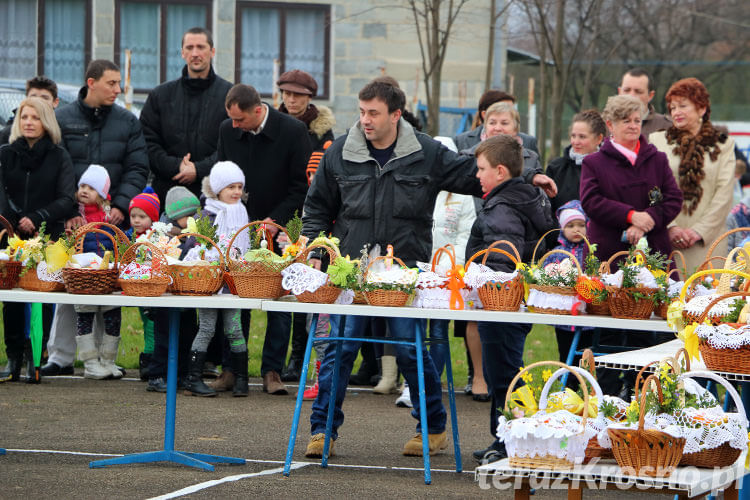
{"left": 527, "top": 248, "right": 582, "bottom": 315}
{"left": 465, "top": 240, "right": 524, "bottom": 311}
{"left": 18, "top": 268, "right": 65, "bottom": 292}
{"left": 117, "top": 241, "right": 171, "bottom": 297}
{"left": 226, "top": 220, "right": 291, "bottom": 298}
{"left": 363, "top": 255, "right": 414, "bottom": 307}
{"left": 694, "top": 290, "right": 750, "bottom": 373}
{"left": 61, "top": 223, "right": 128, "bottom": 295}
{"left": 677, "top": 370, "right": 747, "bottom": 468}
{"left": 168, "top": 233, "right": 225, "bottom": 295}
{"left": 607, "top": 375, "right": 686, "bottom": 477}
{"left": 293, "top": 243, "right": 343, "bottom": 304}
{"left": 0, "top": 215, "right": 23, "bottom": 289}
{"left": 601, "top": 250, "right": 660, "bottom": 319}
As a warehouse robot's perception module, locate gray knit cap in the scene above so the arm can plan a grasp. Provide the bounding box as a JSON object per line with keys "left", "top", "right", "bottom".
{"left": 164, "top": 186, "right": 200, "bottom": 219}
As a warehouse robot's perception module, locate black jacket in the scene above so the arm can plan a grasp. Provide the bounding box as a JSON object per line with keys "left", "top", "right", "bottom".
{"left": 465, "top": 177, "right": 554, "bottom": 272}
{"left": 56, "top": 87, "right": 149, "bottom": 214}
{"left": 139, "top": 66, "right": 232, "bottom": 204}
{"left": 546, "top": 145, "right": 582, "bottom": 214}
{"left": 0, "top": 136, "right": 75, "bottom": 237}
{"left": 302, "top": 119, "right": 482, "bottom": 265}
{"left": 217, "top": 104, "right": 311, "bottom": 225}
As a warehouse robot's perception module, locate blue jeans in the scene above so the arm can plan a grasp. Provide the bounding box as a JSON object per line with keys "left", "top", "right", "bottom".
{"left": 311, "top": 315, "right": 447, "bottom": 439}
{"left": 477, "top": 321, "right": 530, "bottom": 443}
{"left": 428, "top": 319, "right": 449, "bottom": 377}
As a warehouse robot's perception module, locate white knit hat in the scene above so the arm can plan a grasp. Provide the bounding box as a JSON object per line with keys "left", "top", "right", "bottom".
{"left": 209, "top": 161, "right": 245, "bottom": 195}
{"left": 78, "top": 164, "right": 111, "bottom": 200}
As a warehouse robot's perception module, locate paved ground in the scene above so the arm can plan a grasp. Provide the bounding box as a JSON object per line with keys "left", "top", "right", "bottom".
{"left": 0, "top": 373, "right": 730, "bottom": 499}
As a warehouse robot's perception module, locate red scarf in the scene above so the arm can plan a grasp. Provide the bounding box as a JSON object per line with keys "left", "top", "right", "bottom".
{"left": 81, "top": 203, "right": 107, "bottom": 223}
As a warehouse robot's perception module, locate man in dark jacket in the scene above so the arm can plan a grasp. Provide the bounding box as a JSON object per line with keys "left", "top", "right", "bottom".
{"left": 43, "top": 59, "right": 148, "bottom": 377}
{"left": 0, "top": 76, "right": 61, "bottom": 146}
{"left": 140, "top": 27, "right": 232, "bottom": 205}
{"left": 618, "top": 68, "right": 671, "bottom": 139}
{"left": 301, "top": 79, "right": 482, "bottom": 459}
{"left": 465, "top": 135, "right": 554, "bottom": 464}
{"left": 217, "top": 83, "right": 311, "bottom": 395}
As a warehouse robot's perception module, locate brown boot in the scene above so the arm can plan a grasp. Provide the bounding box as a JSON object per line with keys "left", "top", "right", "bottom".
{"left": 207, "top": 370, "right": 235, "bottom": 392}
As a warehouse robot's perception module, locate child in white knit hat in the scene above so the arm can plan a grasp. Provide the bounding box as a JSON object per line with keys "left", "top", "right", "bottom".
{"left": 183, "top": 161, "right": 249, "bottom": 397}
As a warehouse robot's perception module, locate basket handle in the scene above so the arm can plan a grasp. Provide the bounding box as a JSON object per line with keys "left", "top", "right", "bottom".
{"left": 539, "top": 366, "right": 603, "bottom": 428}
{"left": 535, "top": 248, "right": 583, "bottom": 274}
{"left": 633, "top": 360, "right": 663, "bottom": 401}
{"left": 503, "top": 361, "right": 589, "bottom": 424}
{"left": 486, "top": 240, "right": 521, "bottom": 263}
{"left": 637, "top": 374, "right": 664, "bottom": 432}
{"left": 678, "top": 371, "right": 749, "bottom": 426}
{"left": 119, "top": 241, "right": 168, "bottom": 279}
{"left": 579, "top": 348, "right": 596, "bottom": 377}
{"left": 431, "top": 244, "right": 457, "bottom": 272}
{"left": 364, "top": 254, "right": 409, "bottom": 279}
{"left": 172, "top": 232, "right": 226, "bottom": 269}
{"left": 531, "top": 228, "right": 559, "bottom": 265}
{"left": 668, "top": 250, "right": 687, "bottom": 279}
{"left": 695, "top": 290, "right": 750, "bottom": 324}
{"left": 0, "top": 214, "right": 14, "bottom": 238}
{"left": 679, "top": 268, "right": 750, "bottom": 303}
{"left": 225, "top": 220, "right": 291, "bottom": 262}
{"left": 72, "top": 226, "right": 120, "bottom": 265}
{"left": 76, "top": 221, "right": 130, "bottom": 244}
{"left": 465, "top": 247, "right": 520, "bottom": 270}
{"left": 295, "top": 242, "right": 340, "bottom": 264}
{"left": 704, "top": 227, "right": 750, "bottom": 263}
{"left": 672, "top": 346, "right": 691, "bottom": 373}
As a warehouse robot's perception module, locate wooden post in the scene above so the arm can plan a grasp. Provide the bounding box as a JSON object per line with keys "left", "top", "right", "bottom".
{"left": 528, "top": 77, "right": 536, "bottom": 137}
{"left": 272, "top": 59, "right": 280, "bottom": 109}
{"left": 123, "top": 49, "right": 132, "bottom": 111}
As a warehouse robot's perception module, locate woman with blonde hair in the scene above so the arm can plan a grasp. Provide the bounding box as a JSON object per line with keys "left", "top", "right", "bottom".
{"left": 0, "top": 97, "right": 75, "bottom": 382}
{"left": 650, "top": 78, "right": 736, "bottom": 272}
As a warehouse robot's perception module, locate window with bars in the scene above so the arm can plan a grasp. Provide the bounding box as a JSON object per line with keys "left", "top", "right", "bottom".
{"left": 115, "top": 0, "right": 211, "bottom": 91}
{"left": 0, "top": 0, "right": 90, "bottom": 85}
{"left": 236, "top": 2, "right": 330, "bottom": 99}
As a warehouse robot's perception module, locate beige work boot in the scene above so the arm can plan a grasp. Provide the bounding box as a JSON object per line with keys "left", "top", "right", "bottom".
{"left": 305, "top": 433, "right": 335, "bottom": 458}
{"left": 402, "top": 431, "right": 448, "bottom": 456}
{"left": 207, "top": 370, "right": 235, "bottom": 392}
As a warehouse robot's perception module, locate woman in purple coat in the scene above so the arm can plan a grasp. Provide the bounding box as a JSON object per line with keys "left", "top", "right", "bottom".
{"left": 580, "top": 95, "right": 682, "bottom": 266}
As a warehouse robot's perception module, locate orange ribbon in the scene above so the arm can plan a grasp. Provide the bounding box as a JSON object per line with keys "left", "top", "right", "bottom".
{"left": 445, "top": 265, "right": 466, "bottom": 310}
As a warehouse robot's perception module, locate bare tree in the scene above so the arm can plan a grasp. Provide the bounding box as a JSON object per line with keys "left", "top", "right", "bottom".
{"left": 409, "top": 0, "right": 470, "bottom": 136}
{"left": 484, "top": 0, "right": 516, "bottom": 91}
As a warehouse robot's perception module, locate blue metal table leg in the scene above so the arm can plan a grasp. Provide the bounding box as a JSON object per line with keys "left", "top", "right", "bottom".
{"left": 0, "top": 449, "right": 5, "bottom": 455}
{"left": 90, "top": 308, "right": 245, "bottom": 470}
{"left": 284, "top": 314, "right": 318, "bottom": 476}
{"left": 323, "top": 315, "right": 345, "bottom": 468}
{"left": 414, "top": 320, "right": 431, "bottom": 485}
{"left": 740, "top": 382, "right": 750, "bottom": 500}
{"left": 437, "top": 322, "right": 462, "bottom": 473}
{"left": 560, "top": 328, "right": 581, "bottom": 387}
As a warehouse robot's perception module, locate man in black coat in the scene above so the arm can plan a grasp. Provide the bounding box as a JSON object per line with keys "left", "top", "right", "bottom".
{"left": 301, "top": 79, "right": 482, "bottom": 459}
{"left": 140, "top": 27, "right": 232, "bottom": 205}
{"left": 217, "top": 83, "right": 311, "bottom": 395}
{"left": 43, "top": 59, "right": 148, "bottom": 377}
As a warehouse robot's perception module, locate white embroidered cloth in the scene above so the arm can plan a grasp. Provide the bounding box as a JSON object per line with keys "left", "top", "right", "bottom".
{"left": 526, "top": 289, "right": 585, "bottom": 314}
{"left": 462, "top": 262, "right": 518, "bottom": 289}
{"left": 36, "top": 261, "right": 63, "bottom": 283}
{"left": 281, "top": 262, "right": 330, "bottom": 295}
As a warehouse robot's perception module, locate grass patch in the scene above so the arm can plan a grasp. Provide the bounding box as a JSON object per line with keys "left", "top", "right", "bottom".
{"left": 0, "top": 307, "right": 559, "bottom": 385}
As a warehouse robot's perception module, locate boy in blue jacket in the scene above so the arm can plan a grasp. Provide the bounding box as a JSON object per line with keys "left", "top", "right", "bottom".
{"left": 464, "top": 135, "right": 554, "bottom": 464}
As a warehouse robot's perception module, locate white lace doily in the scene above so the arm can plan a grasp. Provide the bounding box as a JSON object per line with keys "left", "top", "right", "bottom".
{"left": 601, "top": 266, "right": 658, "bottom": 288}
{"left": 412, "top": 287, "right": 479, "bottom": 310}
{"left": 695, "top": 323, "right": 750, "bottom": 349}
{"left": 415, "top": 271, "right": 448, "bottom": 289}
{"left": 36, "top": 261, "right": 63, "bottom": 283}
{"left": 526, "top": 289, "right": 585, "bottom": 314}
{"left": 462, "top": 261, "right": 517, "bottom": 288}
{"left": 366, "top": 267, "right": 419, "bottom": 286}
{"left": 685, "top": 294, "right": 739, "bottom": 318}
{"left": 497, "top": 410, "right": 597, "bottom": 464}
{"left": 281, "top": 262, "right": 330, "bottom": 295}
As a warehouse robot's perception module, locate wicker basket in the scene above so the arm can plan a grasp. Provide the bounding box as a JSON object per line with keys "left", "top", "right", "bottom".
{"left": 117, "top": 241, "right": 171, "bottom": 297}
{"left": 526, "top": 248, "right": 583, "bottom": 315}
{"left": 465, "top": 240, "right": 524, "bottom": 311}
{"left": 293, "top": 243, "right": 343, "bottom": 304}
{"left": 677, "top": 370, "right": 747, "bottom": 468}
{"left": 226, "top": 221, "right": 291, "bottom": 299}
{"left": 607, "top": 374, "right": 686, "bottom": 477}
{"left": 61, "top": 223, "right": 127, "bottom": 295}
{"left": 502, "top": 361, "right": 600, "bottom": 470}
{"left": 363, "top": 255, "right": 414, "bottom": 307}
{"left": 168, "top": 233, "right": 225, "bottom": 295}
{"left": 692, "top": 290, "right": 750, "bottom": 373}
{"left": 0, "top": 215, "right": 23, "bottom": 289}
{"left": 606, "top": 286, "right": 658, "bottom": 319}
{"left": 18, "top": 268, "right": 65, "bottom": 292}
{"left": 587, "top": 300, "right": 610, "bottom": 316}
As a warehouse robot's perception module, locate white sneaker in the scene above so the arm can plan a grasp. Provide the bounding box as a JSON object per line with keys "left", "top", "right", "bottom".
{"left": 395, "top": 384, "right": 413, "bottom": 408}
{"left": 83, "top": 359, "right": 112, "bottom": 379}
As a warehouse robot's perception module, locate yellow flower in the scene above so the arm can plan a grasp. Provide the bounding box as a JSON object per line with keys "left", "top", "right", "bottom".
{"left": 542, "top": 369, "right": 552, "bottom": 382}
{"left": 521, "top": 371, "right": 533, "bottom": 384}
{"left": 181, "top": 217, "right": 198, "bottom": 234}
{"left": 7, "top": 236, "right": 25, "bottom": 252}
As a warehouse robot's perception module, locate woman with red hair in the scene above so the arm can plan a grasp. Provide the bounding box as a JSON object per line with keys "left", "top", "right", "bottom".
{"left": 650, "top": 78, "right": 736, "bottom": 272}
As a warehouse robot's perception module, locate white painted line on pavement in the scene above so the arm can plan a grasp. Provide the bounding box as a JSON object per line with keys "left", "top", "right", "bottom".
{"left": 5, "top": 448, "right": 122, "bottom": 457}
{"left": 147, "top": 463, "right": 309, "bottom": 500}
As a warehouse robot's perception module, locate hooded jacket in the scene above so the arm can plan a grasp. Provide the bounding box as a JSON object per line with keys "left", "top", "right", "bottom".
{"left": 465, "top": 177, "right": 554, "bottom": 272}
{"left": 0, "top": 135, "right": 75, "bottom": 237}
{"left": 302, "top": 118, "right": 482, "bottom": 266}
{"left": 56, "top": 87, "right": 149, "bottom": 215}
{"left": 139, "top": 66, "right": 232, "bottom": 204}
